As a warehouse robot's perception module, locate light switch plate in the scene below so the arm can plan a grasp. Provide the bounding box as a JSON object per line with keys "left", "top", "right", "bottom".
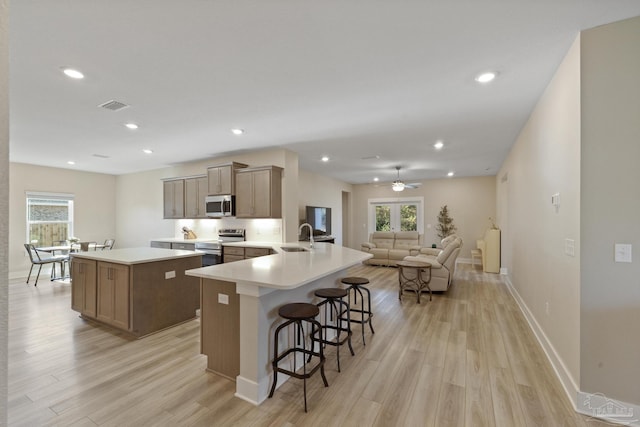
{"left": 165, "top": 270, "right": 176, "bottom": 279}
{"left": 614, "top": 244, "right": 632, "bottom": 263}
{"left": 565, "top": 238, "right": 575, "bottom": 257}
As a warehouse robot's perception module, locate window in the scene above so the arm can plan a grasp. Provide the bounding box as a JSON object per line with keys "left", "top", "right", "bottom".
{"left": 26, "top": 192, "right": 74, "bottom": 246}
{"left": 368, "top": 197, "right": 423, "bottom": 233}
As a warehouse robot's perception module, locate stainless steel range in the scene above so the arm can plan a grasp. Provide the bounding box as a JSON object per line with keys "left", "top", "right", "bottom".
{"left": 194, "top": 229, "right": 245, "bottom": 266}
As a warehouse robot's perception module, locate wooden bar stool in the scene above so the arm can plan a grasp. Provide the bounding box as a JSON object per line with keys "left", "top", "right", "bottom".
{"left": 340, "top": 276, "right": 375, "bottom": 345}
{"left": 311, "top": 288, "right": 354, "bottom": 372}
{"left": 268, "top": 302, "right": 329, "bottom": 412}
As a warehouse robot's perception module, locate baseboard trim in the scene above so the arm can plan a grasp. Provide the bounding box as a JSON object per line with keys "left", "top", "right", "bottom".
{"left": 503, "top": 275, "right": 579, "bottom": 408}
{"left": 504, "top": 275, "right": 640, "bottom": 426}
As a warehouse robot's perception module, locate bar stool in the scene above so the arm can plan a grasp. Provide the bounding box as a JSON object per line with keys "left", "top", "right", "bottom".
{"left": 340, "top": 277, "right": 375, "bottom": 345}
{"left": 268, "top": 302, "right": 329, "bottom": 412}
{"left": 311, "top": 288, "right": 354, "bottom": 372}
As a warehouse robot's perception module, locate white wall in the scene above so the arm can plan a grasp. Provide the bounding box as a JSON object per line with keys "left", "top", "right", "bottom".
{"left": 298, "top": 169, "right": 354, "bottom": 246}
{"left": 352, "top": 176, "right": 496, "bottom": 255}
{"left": 1, "top": 0, "right": 10, "bottom": 422}
{"left": 580, "top": 16, "right": 640, "bottom": 406}
{"left": 8, "top": 163, "right": 117, "bottom": 278}
{"left": 497, "top": 36, "right": 582, "bottom": 396}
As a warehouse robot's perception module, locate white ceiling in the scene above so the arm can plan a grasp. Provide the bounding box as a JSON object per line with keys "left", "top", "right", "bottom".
{"left": 9, "top": 1, "right": 640, "bottom": 185}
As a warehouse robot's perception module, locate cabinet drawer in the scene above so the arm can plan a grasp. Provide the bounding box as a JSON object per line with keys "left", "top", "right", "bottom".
{"left": 171, "top": 242, "right": 195, "bottom": 251}
{"left": 224, "top": 247, "right": 245, "bottom": 256}
{"left": 245, "top": 247, "right": 271, "bottom": 258}
{"left": 150, "top": 241, "right": 171, "bottom": 249}
{"left": 224, "top": 255, "right": 245, "bottom": 263}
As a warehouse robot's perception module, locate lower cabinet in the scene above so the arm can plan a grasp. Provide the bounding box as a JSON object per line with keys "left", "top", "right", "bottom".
{"left": 96, "top": 262, "right": 130, "bottom": 330}
{"left": 71, "top": 258, "right": 97, "bottom": 318}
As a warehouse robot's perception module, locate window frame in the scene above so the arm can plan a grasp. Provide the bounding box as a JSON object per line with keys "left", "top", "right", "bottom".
{"left": 26, "top": 191, "right": 75, "bottom": 246}
{"left": 368, "top": 196, "right": 424, "bottom": 234}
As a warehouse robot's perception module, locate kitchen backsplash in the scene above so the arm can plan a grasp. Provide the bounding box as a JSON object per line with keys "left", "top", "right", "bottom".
{"left": 176, "top": 218, "right": 283, "bottom": 242}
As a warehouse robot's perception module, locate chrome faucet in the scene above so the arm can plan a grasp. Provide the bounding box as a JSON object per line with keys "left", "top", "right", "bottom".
{"left": 299, "top": 223, "right": 314, "bottom": 248}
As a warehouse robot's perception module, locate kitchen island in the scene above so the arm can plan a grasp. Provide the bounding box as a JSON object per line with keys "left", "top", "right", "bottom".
{"left": 186, "top": 242, "right": 371, "bottom": 405}
{"left": 71, "top": 247, "right": 202, "bottom": 338}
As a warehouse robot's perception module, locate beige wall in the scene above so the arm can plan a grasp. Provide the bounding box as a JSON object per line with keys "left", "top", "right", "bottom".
{"left": 298, "top": 169, "right": 355, "bottom": 246}
{"left": 497, "top": 36, "right": 582, "bottom": 394}
{"left": 580, "top": 16, "right": 640, "bottom": 405}
{"left": 1, "top": 0, "right": 9, "bottom": 422}
{"left": 115, "top": 148, "right": 299, "bottom": 248}
{"left": 352, "top": 176, "right": 496, "bottom": 255}
{"left": 8, "top": 163, "right": 117, "bottom": 277}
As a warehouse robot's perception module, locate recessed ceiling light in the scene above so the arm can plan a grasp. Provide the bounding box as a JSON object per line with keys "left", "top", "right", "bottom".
{"left": 231, "top": 128, "right": 244, "bottom": 135}
{"left": 447, "top": 171, "right": 455, "bottom": 177}
{"left": 475, "top": 72, "right": 497, "bottom": 83}
{"left": 321, "top": 156, "right": 330, "bottom": 162}
{"left": 62, "top": 68, "right": 84, "bottom": 79}
{"left": 142, "top": 149, "right": 153, "bottom": 154}
{"left": 125, "top": 123, "right": 139, "bottom": 130}
{"left": 434, "top": 141, "right": 444, "bottom": 150}
{"left": 373, "top": 177, "right": 379, "bottom": 182}
{"left": 67, "top": 161, "right": 76, "bottom": 165}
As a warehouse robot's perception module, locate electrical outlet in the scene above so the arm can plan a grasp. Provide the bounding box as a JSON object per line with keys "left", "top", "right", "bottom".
{"left": 218, "top": 293, "right": 229, "bottom": 305}
{"left": 165, "top": 271, "right": 176, "bottom": 279}
{"left": 565, "top": 238, "right": 575, "bottom": 257}
{"left": 273, "top": 227, "right": 281, "bottom": 235}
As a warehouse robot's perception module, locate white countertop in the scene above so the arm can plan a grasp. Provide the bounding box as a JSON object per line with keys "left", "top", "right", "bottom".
{"left": 186, "top": 242, "right": 372, "bottom": 289}
{"left": 150, "top": 237, "right": 219, "bottom": 243}
{"left": 71, "top": 247, "right": 202, "bottom": 265}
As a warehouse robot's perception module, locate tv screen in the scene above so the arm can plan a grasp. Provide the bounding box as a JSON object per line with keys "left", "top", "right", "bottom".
{"left": 305, "top": 206, "right": 331, "bottom": 236}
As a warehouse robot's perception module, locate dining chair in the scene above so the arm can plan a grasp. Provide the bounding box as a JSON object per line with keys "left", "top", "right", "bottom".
{"left": 102, "top": 239, "right": 115, "bottom": 250}
{"left": 24, "top": 244, "right": 69, "bottom": 286}
{"left": 79, "top": 241, "right": 98, "bottom": 251}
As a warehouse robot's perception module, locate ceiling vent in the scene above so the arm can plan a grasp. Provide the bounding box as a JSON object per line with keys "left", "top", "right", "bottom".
{"left": 97, "top": 100, "right": 130, "bottom": 111}
{"left": 92, "top": 153, "right": 110, "bottom": 159}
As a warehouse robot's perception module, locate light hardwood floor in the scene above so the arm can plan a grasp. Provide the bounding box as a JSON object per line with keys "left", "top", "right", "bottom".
{"left": 8, "top": 263, "right": 605, "bottom": 426}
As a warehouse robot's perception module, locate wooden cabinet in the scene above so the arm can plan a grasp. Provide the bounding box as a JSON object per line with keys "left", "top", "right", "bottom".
{"left": 97, "top": 262, "right": 130, "bottom": 330}
{"left": 223, "top": 246, "right": 245, "bottom": 263}
{"left": 163, "top": 179, "right": 184, "bottom": 219}
{"left": 184, "top": 175, "right": 208, "bottom": 218}
{"left": 245, "top": 247, "right": 272, "bottom": 258}
{"left": 235, "top": 166, "right": 283, "bottom": 218}
{"left": 207, "top": 162, "right": 248, "bottom": 195}
{"left": 71, "top": 258, "right": 97, "bottom": 318}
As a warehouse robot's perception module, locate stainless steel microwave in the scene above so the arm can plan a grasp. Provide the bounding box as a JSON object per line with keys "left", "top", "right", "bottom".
{"left": 205, "top": 195, "right": 235, "bottom": 217}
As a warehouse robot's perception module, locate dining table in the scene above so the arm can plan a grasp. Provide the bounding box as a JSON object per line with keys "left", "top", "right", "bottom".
{"left": 36, "top": 242, "right": 107, "bottom": 254}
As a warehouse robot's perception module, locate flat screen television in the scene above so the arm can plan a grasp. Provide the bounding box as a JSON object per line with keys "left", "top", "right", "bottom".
{"left": 305, "top": 206, "right": 331, "bottom": 237}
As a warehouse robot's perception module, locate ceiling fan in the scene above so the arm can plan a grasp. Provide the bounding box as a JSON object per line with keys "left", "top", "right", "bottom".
{"left": 391, "top": 166, "right": 421, "bottom": 191}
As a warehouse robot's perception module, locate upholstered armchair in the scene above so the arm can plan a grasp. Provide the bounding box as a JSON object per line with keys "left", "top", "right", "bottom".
{"left": 403, "top": 236, "right": 462, "bottom": 291}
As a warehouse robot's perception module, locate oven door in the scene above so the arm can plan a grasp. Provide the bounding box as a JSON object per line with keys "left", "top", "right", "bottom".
{"left": 196, "top": 250, "right": 222, "bottom": 267}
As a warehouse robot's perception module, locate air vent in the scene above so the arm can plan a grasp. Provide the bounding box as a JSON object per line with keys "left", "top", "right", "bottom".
{"left": 98, "top": 100, "right": 130, "bottom": 111}
{"left": 361, "top": 155, "right": 380, "bottom": 160}
{"left": 92, "top": 154, "right": 110, "bottom": 159}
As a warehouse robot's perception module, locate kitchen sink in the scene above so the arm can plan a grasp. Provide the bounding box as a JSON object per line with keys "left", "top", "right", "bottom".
{"left": 280, "top": 247, "right": 309, "bottom": 252}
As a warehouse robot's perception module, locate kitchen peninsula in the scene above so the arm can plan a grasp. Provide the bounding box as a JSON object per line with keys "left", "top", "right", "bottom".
{"left": 186, "top": 242, "right": 372, "bottom": 405}
{"left": 71, "top": 248, "right": 202, "bottom": 338}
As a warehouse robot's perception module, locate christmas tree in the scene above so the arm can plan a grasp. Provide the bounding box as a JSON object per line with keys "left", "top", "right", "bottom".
{"left": 436, "top": 205, "right": 457, "bottom": 239}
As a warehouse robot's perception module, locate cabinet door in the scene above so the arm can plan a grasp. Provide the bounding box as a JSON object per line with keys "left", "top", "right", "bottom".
{"left": 184, "top": 176, "right": 207, "bottom": 218}
{"left": 97, "top": 262, "right": 130, "bottom": 330}
{"left": 234, "top": 171, "right": 254, "bottom": 217}
{"left": 163, "top": 180, "right": 184, "bottom": 218}
{"left": 71, "top": 258, "right": 97, "bottom": 317}
{"left": 251, "top": 169, "right": 272, "bottom": 217}
{"left": 208, "top": 165, "right": 232, "bottom": 195}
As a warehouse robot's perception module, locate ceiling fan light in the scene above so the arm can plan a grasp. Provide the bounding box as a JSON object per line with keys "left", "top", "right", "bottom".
{"left": 392, "top": 181, "right": 405, "bottom": 192}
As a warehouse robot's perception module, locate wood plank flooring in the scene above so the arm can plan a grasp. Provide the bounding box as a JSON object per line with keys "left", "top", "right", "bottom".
{"left": 7, "top": 263, "right": 606, "bottom": 426}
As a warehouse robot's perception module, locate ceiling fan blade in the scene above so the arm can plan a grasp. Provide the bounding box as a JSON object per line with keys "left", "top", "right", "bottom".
{"left": 405, "top": 183, "right": 422, "bottom": 189}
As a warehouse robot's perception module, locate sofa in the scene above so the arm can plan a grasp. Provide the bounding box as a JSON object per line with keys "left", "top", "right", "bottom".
{"left": 402, "top": 235, "right": 462, "bottom": 291}
{"left": 361, "top": 231, "right": 423, "bottom": 266}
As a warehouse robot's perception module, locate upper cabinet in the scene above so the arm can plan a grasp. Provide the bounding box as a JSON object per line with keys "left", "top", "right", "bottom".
{"left": 184, "top": 175, "right": 208, "bottom": 218}
{"left": 235, "top": 166, "right": 283, "bottom": 218}
{"left": 163, "top": 179, "right": 185, "bottom": 219}
{"left": 207, "top": 162, "right": 248, "bottom": 195}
